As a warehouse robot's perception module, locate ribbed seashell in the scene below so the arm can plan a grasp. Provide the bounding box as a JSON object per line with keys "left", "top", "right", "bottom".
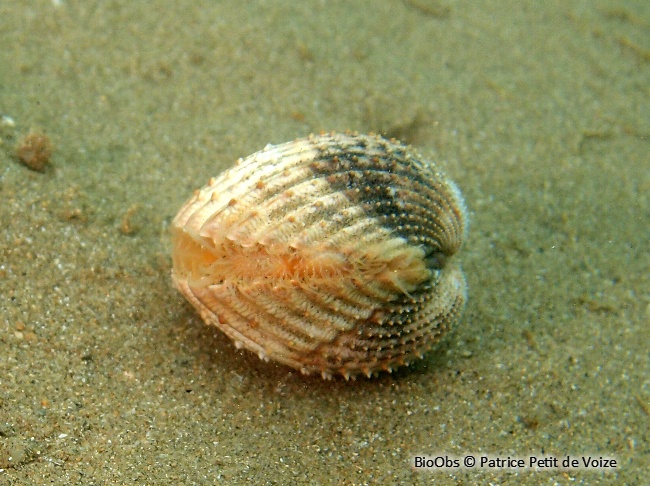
{"left": 171, "top": 132, "right": 468, "bottom": 379}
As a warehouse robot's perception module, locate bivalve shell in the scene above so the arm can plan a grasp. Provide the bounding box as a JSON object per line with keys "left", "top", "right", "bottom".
{"left": 171, "top": 132, "right": 468, "bottom": 379}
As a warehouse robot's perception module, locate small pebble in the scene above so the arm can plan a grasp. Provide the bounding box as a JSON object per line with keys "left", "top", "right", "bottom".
{"left": 16, "top": 131, "right": 53, "bottom": 172}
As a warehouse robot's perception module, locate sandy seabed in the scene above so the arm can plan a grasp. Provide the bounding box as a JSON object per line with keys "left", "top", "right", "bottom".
{"left": 1, "top": 1, "right": 648, "bottom": 484}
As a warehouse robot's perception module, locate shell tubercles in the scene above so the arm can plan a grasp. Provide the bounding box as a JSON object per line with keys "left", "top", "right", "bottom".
{"left": 171, "top": 132, "right": 468, "bottom": 380}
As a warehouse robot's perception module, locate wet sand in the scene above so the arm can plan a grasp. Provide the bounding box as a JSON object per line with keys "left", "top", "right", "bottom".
{"left": 1, "top": 1, "right": 648, "bottom": 484}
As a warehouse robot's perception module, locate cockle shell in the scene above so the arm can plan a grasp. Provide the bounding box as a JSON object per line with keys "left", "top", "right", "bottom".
{"left": 171, "top": 132, "right": 468, "bottom": 379}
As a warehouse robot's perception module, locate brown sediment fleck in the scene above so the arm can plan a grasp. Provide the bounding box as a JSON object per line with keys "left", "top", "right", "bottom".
{"left": 636, "top": 395, "right": 650, "bottom": 416}
{"left": 120, "top": 204, "right": 141, "bottom": 236}
{"left": 403, "top": 0, "right": 451, "bottom": 19}
{"left": 15, "top": 130, "right": 53, "bottom": 172}
{"left": 616, "top": 37, "right": 650, "bottom": 63}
